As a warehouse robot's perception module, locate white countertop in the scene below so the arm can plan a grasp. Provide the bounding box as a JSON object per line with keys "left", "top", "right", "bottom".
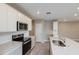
{"left": 50, "top": 37, "right": 79, "bottom": 55}
{"left": 0, "top": 41, "right": 22, "bottom": 55}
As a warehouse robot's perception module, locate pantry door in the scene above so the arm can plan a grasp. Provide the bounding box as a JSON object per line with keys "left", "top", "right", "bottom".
{"left": 35, "top": 22, "right": 44, "bottom": 43}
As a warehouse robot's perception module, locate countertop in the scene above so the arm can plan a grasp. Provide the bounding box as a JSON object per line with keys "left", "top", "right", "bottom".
{"left": 0, "top": 41, "right": 22, "bottom": 55}
{"left": 49, "top": 37, "right": 79, "bottom": 55}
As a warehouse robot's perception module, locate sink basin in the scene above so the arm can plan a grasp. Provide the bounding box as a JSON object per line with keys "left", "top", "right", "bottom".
{"left": 52, "top": 40, "right": 66, "bottom": 47}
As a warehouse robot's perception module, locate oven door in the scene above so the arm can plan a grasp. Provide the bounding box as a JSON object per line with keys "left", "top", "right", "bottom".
{"left": 22, "top": 39, "right": 31, "bottom": 55}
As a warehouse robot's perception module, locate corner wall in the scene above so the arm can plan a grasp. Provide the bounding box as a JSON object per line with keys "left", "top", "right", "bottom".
{"left": 59, "top": 21, "right": 79, "bottom": 40}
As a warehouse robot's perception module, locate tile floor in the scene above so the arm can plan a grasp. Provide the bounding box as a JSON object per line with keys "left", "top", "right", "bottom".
{"left": 29, "top": 42, "right": 50, "bottom": 55}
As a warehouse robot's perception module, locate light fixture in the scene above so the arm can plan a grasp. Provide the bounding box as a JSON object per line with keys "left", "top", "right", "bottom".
{"left": 63, "top": 19, "right": 67, "bottom": 21}
{"left": 77, "top": 7, "right": 79, "bottom": 10}
{"left": 74, "top": 13, "right": 77, "bottom": 16}
{"left": 37, "top": 11, "right": 40, "bottom": 14}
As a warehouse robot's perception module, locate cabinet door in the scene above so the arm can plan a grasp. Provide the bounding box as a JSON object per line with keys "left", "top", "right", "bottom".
{"left": 18, "top": 12, "right": 27, "bottom": 23}
{"left": 18, "top": 12, "right": 23, "bottom": 22}
{"left": 18, "top": 12, "right": 24, "bottom": 22}
{"left": 27, "top": 18, "right": 32, "bottom": 31}
{"left": 23, "top": 15, "right": 27, "bottom": 23}
{"left": 0, "top": 4, "right": 8, "bottom": 32}
{"left": 7, "top": 5, "right": 18, "bottom": 31}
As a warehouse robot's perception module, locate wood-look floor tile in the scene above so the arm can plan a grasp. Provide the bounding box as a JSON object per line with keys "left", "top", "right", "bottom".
{"left": 29, "top": 42, "right": 49, "bottom": 55}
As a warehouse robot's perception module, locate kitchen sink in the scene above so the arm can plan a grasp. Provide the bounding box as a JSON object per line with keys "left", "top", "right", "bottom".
{"left": 52, "top": 40, "right": 66, "bottom": 47}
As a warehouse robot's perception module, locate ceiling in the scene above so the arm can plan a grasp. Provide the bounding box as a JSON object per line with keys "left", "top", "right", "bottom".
{"left": 16, "top": 3, "right": 79, "bottom": 21}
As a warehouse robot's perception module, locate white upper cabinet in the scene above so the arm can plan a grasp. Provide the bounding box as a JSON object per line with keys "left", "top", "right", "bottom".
{"left": 18, "top": 12, "right": 24, "bottom": 22}
{"left": 7, "top": 5, "right": 18, "bottom": 31}
{"left": 0, "top": 4, "right": 32, "bottom": 32}
{"left": 27, "top": 17, "right": 32, "bottom": 31}
{"left": 18, "top": 12, "right": 27, "bottom": 23}
{"left": 0, "top": 4, "right": 8, "bottom": 32}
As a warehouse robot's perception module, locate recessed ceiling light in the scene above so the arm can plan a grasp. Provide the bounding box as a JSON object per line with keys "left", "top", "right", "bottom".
{"left": 74, "top": 13, "right": 77, "bottom": 16}
{"left": 37, "top": 11, "right": 40, "bottom": 14}
{"left": 77, "top": 7, "right": 79, "bottom": 10}
{"left": 63, "top": 19, "right": 67, "bottom": 21}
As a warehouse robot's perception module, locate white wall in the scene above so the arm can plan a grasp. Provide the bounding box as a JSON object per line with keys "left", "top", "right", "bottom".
{"left": 44, "top": 21, "right": 53, "bottom": 40}
{"left": 53, "top": 21, "right": 59, "bottom": 37}
{"left": 35, "top": 20, "right": 53, "bottom": 43}
{"left": 0, "top": 31, "right": 29, "bottom": 44}
{"left": 35, "top": 20, "right": 44, "bottom": 43}
{"left": 45, "top": 21, "right": 53, "bottom": 34}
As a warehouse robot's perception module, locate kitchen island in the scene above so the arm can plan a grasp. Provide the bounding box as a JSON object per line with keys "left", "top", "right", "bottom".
{"left": 49, "top": 37, "right": 79, "bottom": 55}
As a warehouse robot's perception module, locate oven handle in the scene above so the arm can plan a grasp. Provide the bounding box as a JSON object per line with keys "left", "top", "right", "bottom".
{"left": 23, "top": 40, "right": 31, "bottom": 44}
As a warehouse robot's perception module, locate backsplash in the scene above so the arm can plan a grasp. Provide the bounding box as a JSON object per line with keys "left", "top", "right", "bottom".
{"left": 0, "top": 31, "right": 29, "bottom": 44}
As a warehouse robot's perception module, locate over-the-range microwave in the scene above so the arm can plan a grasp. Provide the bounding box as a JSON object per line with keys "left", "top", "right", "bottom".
{"left": 17, "top": 21, "right": 28, "bottom": 31}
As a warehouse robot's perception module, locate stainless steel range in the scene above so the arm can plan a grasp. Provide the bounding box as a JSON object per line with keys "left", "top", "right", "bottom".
{"left": 12, "top": 34, "right": 31, "bottom": 55}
